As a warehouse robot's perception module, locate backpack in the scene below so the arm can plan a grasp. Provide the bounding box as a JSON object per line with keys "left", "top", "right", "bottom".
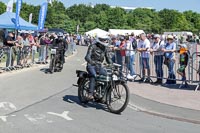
{"left": 132, "top": 39, "right": 137, "bottom": 50}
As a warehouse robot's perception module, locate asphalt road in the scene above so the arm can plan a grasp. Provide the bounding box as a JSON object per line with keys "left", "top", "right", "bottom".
{"left": 0, "top": 46, "right": 200, "bottom": 133}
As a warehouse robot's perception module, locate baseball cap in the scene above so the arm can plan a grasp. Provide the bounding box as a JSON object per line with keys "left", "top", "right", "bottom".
{"left": 154, "top": 34, "right": 160, "bottom": 39}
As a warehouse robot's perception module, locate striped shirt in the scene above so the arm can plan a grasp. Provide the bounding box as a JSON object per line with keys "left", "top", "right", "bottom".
{"left": 151, "top": 40, "right": 165, "bottom": 56}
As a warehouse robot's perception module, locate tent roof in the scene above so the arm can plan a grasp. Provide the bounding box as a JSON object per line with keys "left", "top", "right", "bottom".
{"left": 86, "top": 28, "right": 109, "bottom": 36}
{"left": 0, "top": 12, "right": 37, "bottom": 30}
{"left": 109, "top": 29, "right": 145, "bottom": 36}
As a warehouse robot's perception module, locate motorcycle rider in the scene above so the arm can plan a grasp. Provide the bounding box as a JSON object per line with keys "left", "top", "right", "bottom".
{"left": 49, "top": 32, "right": 66, "bottom": 72}
{"left": 85, "top": 35, "right": 113, "bottom": 100}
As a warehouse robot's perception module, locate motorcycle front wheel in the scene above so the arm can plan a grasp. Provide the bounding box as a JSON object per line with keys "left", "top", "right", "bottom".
{"left": 106, "top": 82, "right": 130, "bottom": 114}
{"left": 49, "top": 55, "right": 56, "bottom": 73}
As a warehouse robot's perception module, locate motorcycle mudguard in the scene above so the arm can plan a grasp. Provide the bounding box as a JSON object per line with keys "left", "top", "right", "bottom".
{"left": 76, "top": 70, "right": 88, "bottom": 78}
{"left": 115, "top": 79, "right": 126, "bottom": 84}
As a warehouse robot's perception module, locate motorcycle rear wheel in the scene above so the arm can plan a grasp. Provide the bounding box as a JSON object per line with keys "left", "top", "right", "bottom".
{"left": 78, "top": 79, "right": 90, "bottom": 104}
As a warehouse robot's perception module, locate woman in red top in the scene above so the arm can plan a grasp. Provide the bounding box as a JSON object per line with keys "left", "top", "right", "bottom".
{"left": 119, "top": 38, "right": 126, "bottom": 56}
{"left": 118, "top": 36, "right": 126, "bottom": 77}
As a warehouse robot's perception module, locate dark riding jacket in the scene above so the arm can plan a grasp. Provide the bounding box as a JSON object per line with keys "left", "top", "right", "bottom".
{"left": 85, "top": 43, "right": 112, "bottom": 66}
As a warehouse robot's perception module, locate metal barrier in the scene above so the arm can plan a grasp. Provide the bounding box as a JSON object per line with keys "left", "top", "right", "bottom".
{"left": 111, "top": 42, "right": 200, "bottom": 91}
{"left": 0, "top": 45, "right": 33, "bottom": 72}
{"left": 191, "top": 52, "right": 200, "bottom": 91}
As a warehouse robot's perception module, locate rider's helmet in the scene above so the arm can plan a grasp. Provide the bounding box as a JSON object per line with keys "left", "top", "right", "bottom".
{"left": 57, "top": 32, "right": 63, "bottom": 40}
{"left": 95, "top": 34, "right": 110, "bottom": 47}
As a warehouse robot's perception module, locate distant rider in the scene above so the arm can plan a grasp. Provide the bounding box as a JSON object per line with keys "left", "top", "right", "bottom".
{"left": 50, "top": 32, "right": 66, "bottom": 72}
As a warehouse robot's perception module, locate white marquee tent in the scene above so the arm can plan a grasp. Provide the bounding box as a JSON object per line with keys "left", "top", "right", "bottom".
{"left": 85, "top": 28, "right": 109, "bottom": 37}
{"left": 109, "top": 29, "right": 145, "bottom": 36}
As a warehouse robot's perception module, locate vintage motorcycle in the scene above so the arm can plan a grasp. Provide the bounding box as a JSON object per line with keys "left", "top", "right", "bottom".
{"left": 75, "top": 63, "right": 130, "bottom": 114}
{"left": 49, "top": 47, "right": 64, "bottom": 73}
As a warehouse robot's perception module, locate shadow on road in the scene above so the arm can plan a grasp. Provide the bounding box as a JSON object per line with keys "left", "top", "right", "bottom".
{"left": 40, "top": 68, "right": 51, "bottom": 74}
{"left": 63, "top": 95, "right": 109, "bottom": 112}
{"left": 133, "top": 78, "right": 197, "bottom": 91}
{"left": 160, "top": 84, "right": 197, "bottom": 91}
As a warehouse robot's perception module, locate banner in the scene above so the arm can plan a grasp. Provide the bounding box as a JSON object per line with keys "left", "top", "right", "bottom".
{"left": 6, "top": 0, "right": 13, "bottom": 12}
{"left": 29, "top": 13, "right": 33, "bottom": 23}
{"left": 15, "top": 0, "right": 22, "bottom": 29}
{"left": 38, "top": 2, "right": 48, "bottom": 30}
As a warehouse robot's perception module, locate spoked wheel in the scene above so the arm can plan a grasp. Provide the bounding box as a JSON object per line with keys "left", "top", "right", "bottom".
{"left": 106, "top": 82, "right": 130, "bottom": 114}
{"left": 78, "top": 79, "right": 90, "bottom": 104}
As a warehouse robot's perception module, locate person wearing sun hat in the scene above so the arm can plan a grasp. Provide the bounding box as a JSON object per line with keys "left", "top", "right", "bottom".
{"left": 162, "top": 35, "right": 177, "bottom": 85}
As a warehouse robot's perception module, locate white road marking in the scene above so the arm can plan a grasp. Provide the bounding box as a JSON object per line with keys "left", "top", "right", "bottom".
{"left": 0, "top": 102, "right": 17, "bottom": 111}
{"left": 46, "top": 119, "right": 53, "bottom": 123}
{"left": 127, "top": 102, "right": 144, "bottom": 111}
{"left": 24, "top": 114, "right": 46, "bottom": 123}
{"left": 47, "top": 111, "right": 73, "bottom": 121}
{"left": 119, "top": 98, "right": 146, "bottom": 111}
{"left": 0, "top": 116, "right": 8, "bottom": 122}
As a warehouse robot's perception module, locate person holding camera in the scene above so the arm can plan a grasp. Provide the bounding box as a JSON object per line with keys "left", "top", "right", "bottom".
{"left": 5, "top": 32, "right": 20, "bottom": 67}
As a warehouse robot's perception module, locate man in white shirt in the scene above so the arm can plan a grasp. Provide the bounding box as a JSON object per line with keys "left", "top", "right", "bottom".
{"left": 137, "top": 33, "right": 151, "bottom": 82}
{"left": 125, "top": 36, "right": 136, "bottom": 80}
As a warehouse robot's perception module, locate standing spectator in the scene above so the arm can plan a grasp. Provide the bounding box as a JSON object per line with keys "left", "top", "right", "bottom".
{"left": 22, "top": 34, "right": 31, "bottom": 66}
{"left": 38, "top": 35, "right": 46, "bottom": 64}
{"left": 125, "top": 36, "right": 136, "bottom": 80}
{"left": 28, "top": 33, "right": 36, "bottom": 64}
{"left": 76, "top": 34, "right": 81, "bottom": 45}
{"left": 109, "top": 36, "right": 119, "bottom": 63}
{"left": 65, "top": 33, "right": 70, "bottom": 56}
{"left": 44, "top": 34, "right": 52, "bottom": 63}
{"left": 5, "top": 32, "right": 17, "bottom": 67}
{"left": 137, "top": 33, "right": 151, "bottom": 82}
{"left": 162, "top": 35, "right": 177, "bottom": 85}
{"left": 150, "top": 34, "right": 165, "bottom": 84}
{"left": 118, "top": 36, "right": 126, "bottom": 77}
{"left": 16, "top": 35, "right": 23, "bottom": 66}
{"left": 32, "top": 36, "right": 40, "bottom": 64}
{"left": 177, "top": 44, "right": 189, "bottom": 81}
{"left": 69, "top": 34, "right": 76, "bottom": 54}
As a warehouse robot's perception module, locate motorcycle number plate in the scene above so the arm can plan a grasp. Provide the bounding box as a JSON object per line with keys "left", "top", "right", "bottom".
{"left": 51, "top": 49, "right": 56, "bottom": 54}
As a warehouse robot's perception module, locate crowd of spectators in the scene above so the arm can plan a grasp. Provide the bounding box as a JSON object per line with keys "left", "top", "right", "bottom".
{"left": 108, "top": 32, "right": 195, "bottom": 86}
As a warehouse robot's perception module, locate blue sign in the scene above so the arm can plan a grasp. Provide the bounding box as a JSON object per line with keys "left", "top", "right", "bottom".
{"left": 38, "top": 2, "right": 48, "bottom": 30}
{"left": 15, "top": 0, "right": 22, "bottom": 29}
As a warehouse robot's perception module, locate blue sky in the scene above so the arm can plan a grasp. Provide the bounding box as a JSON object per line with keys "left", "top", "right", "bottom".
{"left": 1, "top": 0, "right": 200, "bottom": 13}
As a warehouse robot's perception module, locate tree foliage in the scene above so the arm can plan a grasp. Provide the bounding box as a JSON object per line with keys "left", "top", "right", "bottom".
{"left": 1, "top": 1, "right": 200, "bottom": 34}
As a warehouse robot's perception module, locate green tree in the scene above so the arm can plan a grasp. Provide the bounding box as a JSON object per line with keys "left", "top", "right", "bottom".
{"left": 66, "top": 4, "right": 93, "bottom": 23}
{"left": 127, "top": 8, "right": 161, "bottom": 33}
{"left": 93, "top": 4, "right": 110, "bottom": 14}
{"left": 184, "top": 11, "right": 200, "bottom": 32}
{"left": 106, "top": 7, "right": 127, "bottom": 29}
{"left": 0, "top": 2, "right": 6, "bottom": 14}
{"left": 158, "top": 9, "right": 190, "bottom": 32}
